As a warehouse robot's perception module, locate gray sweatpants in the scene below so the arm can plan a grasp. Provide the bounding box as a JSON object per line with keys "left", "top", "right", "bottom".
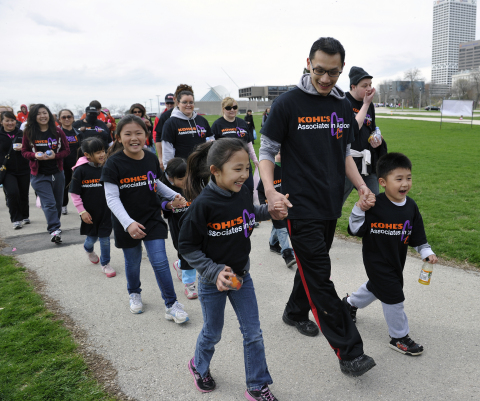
{"left": 348, "top": 281, "right": 409, "bottom": 338}
{"left": 30, "top": 171, "right": 64, "bottom": 233}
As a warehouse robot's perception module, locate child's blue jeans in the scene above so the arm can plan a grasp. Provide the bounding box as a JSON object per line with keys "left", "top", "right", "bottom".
{"left": 84, "top": 236, "right": 111, "bottom": 266}
{"left": 194, "top": 273, "right": 272, "bottom": 391}
{"left": 269, "top": 226, "right": 292, "bottom": 255}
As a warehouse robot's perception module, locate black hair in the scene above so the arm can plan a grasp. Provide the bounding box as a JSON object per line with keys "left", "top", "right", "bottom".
{"left": 174, "top": 84, "right": 194, "bottom": 103}
{"left": 77, "top": 137, "right": 105, "bottom": 161}
{"left": 309, "top": 37, "right": 345, "bottom": 65}
{"left": 184, "top": 138, "right": 249, "bottom": 201}
{"left": 376, "top": 152, "right": 412, "bottom": 180}
{"left": 128, "top": 103, "right": 146, "bottom": 118}
{"left": 160, "top": 157, "right": 187, "bottom": 187}
{"left": 24, "top": 104, "right": 58, "bottom": 144}
{"left": 106, "top": 114, "right": 148, "bottom": 159}
{"left": 58, "top": 109, "right": 75, "bottom": 127}
{"left": 1, "top": 111, "right": 16, "bottom": 122}
{"left": 89, "top": 100, "right": 102, "bottom": 110}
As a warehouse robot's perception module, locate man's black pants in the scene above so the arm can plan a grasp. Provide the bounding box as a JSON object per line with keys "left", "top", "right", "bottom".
{"left": 285, "top": 219, "right": 364, "bottom": 361}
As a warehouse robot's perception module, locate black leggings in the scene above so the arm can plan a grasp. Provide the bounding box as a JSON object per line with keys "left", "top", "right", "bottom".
{"left": 63, "top": 162, "right": 74, "bottom": 207}
{"left": 3, "top": 173, "right": 30, "bottom": 222}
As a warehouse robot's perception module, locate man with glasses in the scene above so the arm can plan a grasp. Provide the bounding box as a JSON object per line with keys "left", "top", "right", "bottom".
{"left": 73, "top": 106, "right": 111, "bottom": 151}
{"left": 259, "top": 37, "right": 376, "bottom": 376}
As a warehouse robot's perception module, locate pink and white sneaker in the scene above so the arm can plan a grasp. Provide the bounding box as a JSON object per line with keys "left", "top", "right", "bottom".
{"left": 86, "top": 251, "right": 99, "bottom": 264}
{"left": 173, "top": 260, "right": 182, "bottom": 281}
{"left": 102, "top": 264, "right": 116, "bottom": 278}
{"left": 184, "top": 282, "right": 198, "bottom": 299}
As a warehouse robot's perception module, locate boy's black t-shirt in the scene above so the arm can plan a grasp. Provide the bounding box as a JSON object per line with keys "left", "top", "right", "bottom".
{"left": 257, "top": 163, "right": 286, "bottom": 229}
{"left": 69, "top": 163, "right": 112, "bottom": 237}
{"left": 161, "top": 115, "right": 213, "bottom": 160}
{"left": 261, "top": 87, "right": 357, "bottom": 220}
{"left": 72, "top": 119, "right": 110, "bottom": 151}
{"left": 155, "top": 108, "right": 173, "bottom": 142}
{"left": 34, "top": 130, "right": 60, "bottom": 175}
{"left": 211, "top": 117, "right": 250, "bottom": 143}
{"left": 178, "top": 185, "right": 256, "bottom": 275}
{"left": 62, "top": 128, "right": 80, "bottom": 167}
{"left": 101, "top": 150, "right": 168, "bottom": 248}
{"left": 348, "top": 193, "right": 428, "bottom": 304}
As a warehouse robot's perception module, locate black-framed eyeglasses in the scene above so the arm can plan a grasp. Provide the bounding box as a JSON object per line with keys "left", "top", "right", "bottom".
{"left": 224, "top": 105, "right": 238, "bottom": 111}
{"left": 310, "top": 61, "right": 342, "bottom": 77}
{"left": 180, "top": 101, "right": 194, "bottom": 105}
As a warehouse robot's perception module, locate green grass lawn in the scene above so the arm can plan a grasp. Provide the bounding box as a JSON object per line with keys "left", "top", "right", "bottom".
{"left": 0, "top": 255, "right": 115, "bottom": 401}
{"left": 377, "top": 113, "right": 480, "bottom": 120}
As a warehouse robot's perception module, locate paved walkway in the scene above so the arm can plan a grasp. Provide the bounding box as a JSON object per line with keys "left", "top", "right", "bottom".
{"left": 1, "top": 190, "right": 479, "bottom": 400}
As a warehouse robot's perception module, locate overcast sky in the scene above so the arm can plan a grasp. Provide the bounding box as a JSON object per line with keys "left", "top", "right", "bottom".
{"left": 1, "top": 0, "right": 479, "bottom": 113}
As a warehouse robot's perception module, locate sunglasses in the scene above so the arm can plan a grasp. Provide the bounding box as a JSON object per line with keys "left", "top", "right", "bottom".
{"left": 224, "top": 105, "right": 238, "bottom": 111}
{"left": 133, "top": 110, "right": 142, "bottom": 114}
{"left": 61, "top": 115, "right": 73, "bottom": 120}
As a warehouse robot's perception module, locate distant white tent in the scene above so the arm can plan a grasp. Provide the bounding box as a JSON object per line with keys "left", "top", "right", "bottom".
{"left": 440, "top": 100, "right": 474, "bottom": 128}
{"left": 198, "top": 85, "right": 230, "bottom": 102}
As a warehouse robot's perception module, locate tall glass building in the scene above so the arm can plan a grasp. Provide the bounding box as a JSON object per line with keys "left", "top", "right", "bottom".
{"left": 431, "top": 0, "right": 476, "bottom": 95}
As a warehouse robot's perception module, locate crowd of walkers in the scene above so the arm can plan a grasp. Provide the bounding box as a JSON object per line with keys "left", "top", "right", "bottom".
{"left": 0, "top": 36, "right": 440, "bottom": 401}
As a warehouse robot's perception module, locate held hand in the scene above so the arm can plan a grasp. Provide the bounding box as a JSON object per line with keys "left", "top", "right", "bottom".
{"left": 357, "top": 193, "right": 376, "bottom": 211}
{"left": 424, "top": 255, "right": 438, "bottom": 264}
{"left": 81, "top": 212, "right": 93, "bottom": 224}
{"left": 364, "top": 87, "right": 376, "bottom": 105}
{"left": 216, "top": 266, "right": 233, "bottom": 292}
{"left": 357, "top": 185, "right": 375, "bottom": 211}
{"left": 272, "top": 194, "right": 291, "bottom": 219}
{"left": 127, "top": 221, "right": 146, "bottom": 239}
{"left": 171, "top": 194, "right": 187, "bottom": 209}
{"left": 267, "top": 190, "right": 292, "bottom": 220}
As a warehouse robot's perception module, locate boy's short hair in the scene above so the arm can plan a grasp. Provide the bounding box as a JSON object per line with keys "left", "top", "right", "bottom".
{"left": 376, "top": 152, "right": 412, "bottom": 179}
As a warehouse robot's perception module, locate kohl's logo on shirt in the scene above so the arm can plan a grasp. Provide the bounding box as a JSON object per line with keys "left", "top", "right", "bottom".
{"left": 207, "top": 209, "right": 256, "bottom": 238}
{"left": 353, "top": 108, "right": 373, "bottom": 127}
{"left": 369, "top": 219, "right": 413, "bottom": 244}
{"left": 81, "top": 178, "right": 102, "bottom": 188}
{"left": 119, "top": 171, "right": 157, "bottom": 191}
{"left": 35, "top": 138, "right": 57, "bottom": 150}
{"left": 196, "top": 125, "right": 206, "bottom": 138}
{"left": 220, "top": 127, "right": 247, "bottom": 138}
{"left": 297, "top": 112, "right": 350, "bottom": 139}
{"left": 66, "top": 135, "right": 78, "bottom": 144}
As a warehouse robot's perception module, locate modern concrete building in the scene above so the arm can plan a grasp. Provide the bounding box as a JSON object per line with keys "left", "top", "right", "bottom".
{"left": 431, "top": 0, "right": 476, "bottom": 96}
{"left": 377, "top": 81, "right": 426, "bottom": 106}
{"left": 198, "top": 85, "right": 230, "bottom": 102}
{"left": 238, "top": 85, "right": 296, "bottom": 101}
{"left": 458, "top": 39, "right": 480, "bottom": 71}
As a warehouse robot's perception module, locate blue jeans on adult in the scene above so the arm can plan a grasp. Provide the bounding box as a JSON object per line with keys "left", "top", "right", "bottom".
{"left": 84, "top": 236, "right": 111, "bottom": 266}
{"left": 122, "top": 239, "right": 177, "bottom": 308}
{"left": 269, "top": 226, "right": 292, "bottom": 255}
{"left": 343, "top": 173, "right": 379, "bottom": 205}
{"left": 195, "top": 273, "right": 272, "bottom": 391}
{"left": 30, "top": 171, "right": 65, "bottom": 233}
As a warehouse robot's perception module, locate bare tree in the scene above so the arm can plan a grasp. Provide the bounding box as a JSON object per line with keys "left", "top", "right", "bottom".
{"left": 73, "top": 104, "right": 85, "bottom": 118}
{"left": 452, "top": 79, "right": 470, "bottom": 99}
{"left": 470, "top": 69, "right": 480, "bottom": 109}
{"left": 404, "top": 68, "right": 424, "bottom": 107}
{"left": 52, "top": 102, "right": 68, "bottom": 114}
{"left": 0, "top": 99, "right": 18, "bottom": 109}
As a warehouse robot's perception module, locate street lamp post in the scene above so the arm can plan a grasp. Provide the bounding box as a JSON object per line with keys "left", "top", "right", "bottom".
{"left": 149, "top": 99, "right": 153, "bottom": 114}
{"left": 156, "top": 95, "right": 160, "bottom": 114}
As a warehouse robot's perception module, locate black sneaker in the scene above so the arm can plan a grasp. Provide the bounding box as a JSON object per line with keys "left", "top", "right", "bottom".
{"left": 50, "top": 229, "right": 62, "bottom": 244}
{"left": 339, "top": 353, "right": 376, "bottom": 377}
{"left": 342, "top": 295, "right": 358, "bottom": 323}
{"left": 282, "top": 249, "right": 296, "bottom": 268}
{"left": 269, "top": 241, "right": 282, "bottom": 255}
{"left": 245, "top": 384, "right": 278, "bottom": 401}
{"left": 389, "top": 335, "right": 424, "bottom": 356}
{"left": 188, "top": 358, "right": 216, "bottom": 393}
{"left": 282, "top": 310, "right": 319, "bottom": 337}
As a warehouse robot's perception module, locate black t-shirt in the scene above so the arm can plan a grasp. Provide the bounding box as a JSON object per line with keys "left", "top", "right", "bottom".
{"left": 69, "top": 163, "right": 112, "bottom": 237}
{"left": 161, "top": 115, "right": 213, "bottom": 160}
{"left": 62, "top": 128, "right": 81, "bottom": 167}
{"left": 348, "top": 193, "right": 428, "bottom": 304}
{"left": 155, "top": 108, "right": 173, "bottom": 142}
{"left": 101, "top": 150, "right": 168, "bottom": 248}
{"left": 178, "top": 184, "right": 256, "bottom": 275}
{"left": 211, "top": 117, "right": 250, "bottom": 143}
{"left": 257, "top": 163, "right": 286, "bottom": 229}
{"left": 73, "top": 119, "right": 110, "bottom": 151}
{"left": 34, "top": 130, "right": 60, "bottom": 175}
{"left": 345, "top": 92, "right": 386, "bottom": 175}
{"left": 0, "top": 127, "right": 29, "bottom": 175}
{"left": 161, "top": 177, "right": 191, "bottom": 247}
{"left": 261, "top": 87, "right": 357, "bottom": 220}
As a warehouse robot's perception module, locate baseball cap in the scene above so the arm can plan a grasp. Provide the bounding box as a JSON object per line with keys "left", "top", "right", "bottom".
{"left": 165, "top": 93, "right": 175, "bottom": 103}
{"left": 85, "top": 106, "right": 99, "bottom": 113}
{"left": 349, "top": 66, "right": 373, "bottom": 87}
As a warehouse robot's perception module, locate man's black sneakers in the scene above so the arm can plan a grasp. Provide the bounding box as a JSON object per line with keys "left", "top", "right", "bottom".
{"left": 342, "top": 295, "right": 358, "bottom": 323}
{"left": 188, "top": 358, "right": 216, "bottom": 393}
{"left": 282, "top": 310, "right": 319, "bottom": 337}
{"left": 339, "top": 353, "right": 376, "bottom": 377}
{"left": 282, "top": 249, "right": 296, "bottom": 268}
{"left": 389, "top": 335, "right": 424, "bottom": 356}
{"left": 269, "top": 241, "right": 282, "bottom": 255}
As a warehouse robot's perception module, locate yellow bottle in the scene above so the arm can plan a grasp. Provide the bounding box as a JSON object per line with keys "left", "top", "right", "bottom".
{"left": 418, "top": 259, "right": 433, "bottom": 285}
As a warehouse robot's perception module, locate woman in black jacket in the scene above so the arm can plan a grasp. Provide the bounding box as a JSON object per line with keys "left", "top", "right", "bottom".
{"left": 244, "top": 109, "right": 256, "bottom": 144}
{"left": 0, "top": 111, "right": 31, "bottom": 229}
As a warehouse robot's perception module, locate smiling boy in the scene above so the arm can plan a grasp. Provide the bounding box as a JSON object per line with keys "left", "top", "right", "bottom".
{"left": 345, "top": 152, "right": 438, "bottom": 356}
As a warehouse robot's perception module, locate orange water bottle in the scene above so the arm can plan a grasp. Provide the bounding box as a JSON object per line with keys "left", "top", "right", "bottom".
{"left": 418, "top": 257, "right": 433, "bottom": 285}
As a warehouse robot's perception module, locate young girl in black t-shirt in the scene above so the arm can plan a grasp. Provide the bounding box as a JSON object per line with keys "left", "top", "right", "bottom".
{"left": 178, "top": 138, "right": 289, "bottom": 400}
{"left": 160, "top": 157, "right": 197, "bottom": 299}
{"left": 70, "top": 137, "right": 115, "bottom": 278}
{"left": 101, "top": 115, "right": 189, "bottom": 321}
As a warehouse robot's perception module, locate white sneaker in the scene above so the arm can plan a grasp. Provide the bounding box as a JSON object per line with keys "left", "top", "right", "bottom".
{"left": 62, "top": 206, "right": 68, "bottom": 215}
{"left": 184, "top": 282, "right": 198, "bottom": 299}
{"left": 129, "top": 293, "right": 143, "bottom": 314}
{"left": 13, "top": 221, "right": 23, "bottom": 230}
{"left": 172, "top": 260, "right": 182, "bottom": 281}
{"left": 101, "top": 263, "right": 116, "bottom": 278}
{"left": 165, "top": 301, "right": 189, "bottom": 324}
{"left": 23, "top": 218, "right": 30, "bottom": 224}
{"left": 86, "top": 251, "right": 100, "bottom": 264}
{"left": 50, "top": 229, "right": 62, "bottom": 244}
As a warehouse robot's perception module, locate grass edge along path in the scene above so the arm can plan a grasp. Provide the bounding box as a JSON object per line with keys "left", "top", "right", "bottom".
{"left": 0, "top": 254, "right": 130, "bottom": 401}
